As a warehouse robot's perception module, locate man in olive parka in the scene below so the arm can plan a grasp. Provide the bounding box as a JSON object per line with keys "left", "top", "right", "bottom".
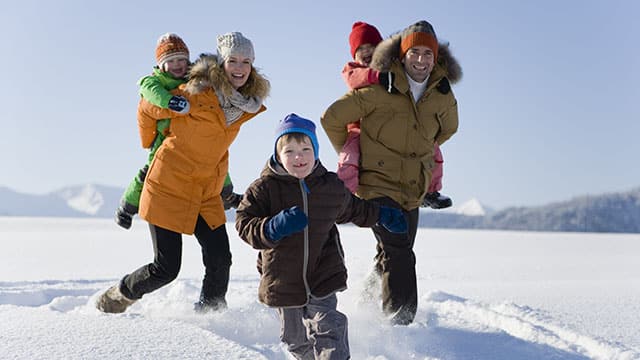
{"left": 321, "top": 20, "right": 462, "bottom": 325}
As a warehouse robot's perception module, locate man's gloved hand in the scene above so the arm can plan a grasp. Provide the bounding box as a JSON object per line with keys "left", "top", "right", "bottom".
{"left": 220, "top": 183, "right": 242, "bottom": 210}
{"left": 378, "top": 72, "right": 396, "bottom": 94}
{"left": 168, "top": 95, "right": 190, "bottom": 114}
{"left": 377, "top": 206, "right": 407, "bottom": 233}
{"left": 265, "top": 206, "right": 308, "bottom": 242}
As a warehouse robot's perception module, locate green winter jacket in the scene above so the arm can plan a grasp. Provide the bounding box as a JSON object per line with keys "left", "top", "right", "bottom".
{"left": 138, "top": 67, "right": 186, "bottom": 108}
{"left": 136, "top": 68, "right": 187, "bottom": 148}
{"left": 322, "top": 39, "right": 462, "bottom": 211}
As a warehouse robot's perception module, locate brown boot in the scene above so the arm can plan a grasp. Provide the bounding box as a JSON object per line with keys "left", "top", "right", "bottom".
{"left": 96, "top": 285, "right": 136, "bottom": 313}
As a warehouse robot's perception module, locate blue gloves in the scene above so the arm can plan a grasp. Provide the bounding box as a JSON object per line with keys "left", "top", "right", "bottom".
{"left": 265, "top": 206, "right": 308, "bottom": 242}
{"left": 168, "top": 95, "right": 190, "bottom": 114}
{"left": 378, "top": 206, "right": 408, "bottom": 233}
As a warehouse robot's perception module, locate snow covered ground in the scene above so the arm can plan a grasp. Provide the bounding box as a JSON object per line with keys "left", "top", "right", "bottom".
{"left": 1, "top": 217, "right": 639, "bottom": 359}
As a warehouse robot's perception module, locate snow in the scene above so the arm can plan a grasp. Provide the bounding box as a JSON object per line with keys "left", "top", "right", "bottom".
{"left": 1, "top": 217, "right": 639, "bottom": 360}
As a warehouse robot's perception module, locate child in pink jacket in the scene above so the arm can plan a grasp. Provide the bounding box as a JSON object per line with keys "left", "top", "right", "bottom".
{"left": 338, "top": 21, "right": 452, "bottom": 209}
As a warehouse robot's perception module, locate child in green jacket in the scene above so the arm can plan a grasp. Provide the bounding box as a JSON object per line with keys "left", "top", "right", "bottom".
{"left": 116, "top": 33, "right": 242, "bottom": 229}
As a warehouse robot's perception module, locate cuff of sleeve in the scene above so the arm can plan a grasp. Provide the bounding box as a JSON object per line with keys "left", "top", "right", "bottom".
{"left": 370, "top": 69, "right": 380, "bottom": 85}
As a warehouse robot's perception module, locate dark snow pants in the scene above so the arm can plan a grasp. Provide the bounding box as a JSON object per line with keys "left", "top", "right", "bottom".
{"left": 278, "top": 294, "right": 349, "bottom": 360}
{"left": 370, "top": 197, "right": 419, "bottom": 325}
{"left": 120, "top": 215, "right": 231, "bottom": 303}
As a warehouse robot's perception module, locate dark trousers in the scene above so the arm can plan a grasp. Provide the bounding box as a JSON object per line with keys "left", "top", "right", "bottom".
{"left": 121, "top": 215, "right": 232, "bottom": 302}
{"left": 278, "top": 294, "right": 350, "bottom": 360}
{"left": 370, "top": 197, "right": 419, "bottom": 325}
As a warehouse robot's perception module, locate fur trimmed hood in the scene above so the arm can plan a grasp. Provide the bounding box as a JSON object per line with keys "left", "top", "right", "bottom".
{"left": 371, "top": 34, "right": 462, "bottom": 84}
{"left": 184, "top": 53, "right": 271, "bottom": 99}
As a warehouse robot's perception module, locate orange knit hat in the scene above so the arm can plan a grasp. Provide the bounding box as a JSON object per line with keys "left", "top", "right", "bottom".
{"left": 400, "top": 20, "right": 438, "bottom": 60}
{"left": 155, "top": 33, "right": 189, "bottom": 68}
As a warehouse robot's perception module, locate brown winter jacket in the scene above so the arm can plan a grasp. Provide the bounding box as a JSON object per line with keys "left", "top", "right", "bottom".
{"left": 235, "top": 159, "right": 380, "bottom": 307}
{"left": 321, "top": 36, "right": 462, "bottom": 211}
{"left": 138, "top": 54, "right": 269, "bottom": 234}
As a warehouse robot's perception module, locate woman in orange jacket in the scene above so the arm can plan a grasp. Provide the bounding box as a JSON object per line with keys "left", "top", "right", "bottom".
{"left": 97, "top": 32, "right": 270, "bottom": 314}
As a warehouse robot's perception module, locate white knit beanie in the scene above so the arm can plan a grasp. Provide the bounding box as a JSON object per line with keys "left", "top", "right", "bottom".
{"left": 216, "top": 32, "right": 255, "bottom": 65}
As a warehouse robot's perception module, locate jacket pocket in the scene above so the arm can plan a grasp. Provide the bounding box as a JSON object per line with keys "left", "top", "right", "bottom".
{"left": 359, "top": 152, "right": 401, "bottom": 188}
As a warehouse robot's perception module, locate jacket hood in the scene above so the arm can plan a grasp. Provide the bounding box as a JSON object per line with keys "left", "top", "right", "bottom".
{"left": 370, "top": 33, "right": 462, "bottom": 84}
{"left": 184, "top": 53, "right": 271, "bottom": 99}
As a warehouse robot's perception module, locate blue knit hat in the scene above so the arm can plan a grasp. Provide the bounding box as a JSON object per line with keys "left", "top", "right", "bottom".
{"left": 274, "top": 113, "right": 319, "bottom": 160}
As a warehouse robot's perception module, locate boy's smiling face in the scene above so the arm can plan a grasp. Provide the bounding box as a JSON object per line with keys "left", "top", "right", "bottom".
{"left": 277, "top": 136, "right": 315, "bottom": 179}
{"left": 163, "top": 58, "right": 189, "bottom": 79}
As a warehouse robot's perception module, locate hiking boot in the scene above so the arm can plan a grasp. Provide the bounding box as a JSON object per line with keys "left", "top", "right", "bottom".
{"left": 115, "top": 201, "right": 138, "bottom": 230}
{"left": 96, "top": 284, "right": 136, "bottom": 313}
{"left": 193, "top": 298, "right": 227, "bottom": 313}
{"left": 422, "top": 192, "right": 453, "bottom": 209}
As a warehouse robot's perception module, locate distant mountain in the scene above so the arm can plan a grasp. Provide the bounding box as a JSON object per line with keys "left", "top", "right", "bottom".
{"left": 453, "top": 198, "right": 488, "bottom": 216}
{"left": 2, "top": 185, "right": 639, "bottom": 233}
{"left": 0, "top": 184, "right": 122, "bottom": 218}
{"left": 481, "top": 188, "right": 640, "bottom": 233}
{"left": 420, "top": 187, "right": 640, "bottom": 234}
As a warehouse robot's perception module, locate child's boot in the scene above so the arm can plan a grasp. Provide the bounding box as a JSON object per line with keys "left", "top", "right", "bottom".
{"left": 423, "top": 191, "right": 453, "bottom": 209}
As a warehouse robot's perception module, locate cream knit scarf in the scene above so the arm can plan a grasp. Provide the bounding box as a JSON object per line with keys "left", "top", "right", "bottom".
{"left": 215, "top": 87, "right": 263, "bottom": 125}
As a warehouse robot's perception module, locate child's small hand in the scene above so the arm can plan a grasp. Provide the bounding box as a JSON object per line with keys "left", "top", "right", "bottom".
{"left": 265, "top": 206, "right": 308, "bottom": 242}
{"left": 377, "top": 206, "right": 407, "bottom": 233}
{"left": 168, "top": 95, "right": 190, "bottom": 114}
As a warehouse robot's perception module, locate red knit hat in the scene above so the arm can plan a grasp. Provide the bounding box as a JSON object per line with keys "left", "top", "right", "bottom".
{"left": 349, "top": 21, "right": 383, "bottom": 59}
{"left": 400, "top": 20, "right": 438, "bottom": 60}
{"left": 155, "top": 33, "right": 190, "bottom": 68}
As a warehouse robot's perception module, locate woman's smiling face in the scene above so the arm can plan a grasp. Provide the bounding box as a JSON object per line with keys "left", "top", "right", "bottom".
{"left": 223, "top": 55, "right": 252, "bottom": 89}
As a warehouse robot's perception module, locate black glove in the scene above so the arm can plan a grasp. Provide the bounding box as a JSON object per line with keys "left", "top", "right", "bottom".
{"left": 222, "top": 192, "right": 242, "bottom": 210}
{"left": 220, "top": 183, "right": 242, "bottom": 210}
{"left": 265, "top": 206, "right": 308, "bottom": 242}
{"left": 378, "top": 72, "right": 396, "bottom": 94}
{"left": 377, "top": 206, "right": 407, "bottom": 233}
{"left": 168, "top": 95, "right": 190, "bottom": 114}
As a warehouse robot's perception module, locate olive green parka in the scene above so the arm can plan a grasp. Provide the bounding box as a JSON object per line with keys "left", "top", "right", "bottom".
{"left": 321, "top": 35, "right": 462, "bottom": 210}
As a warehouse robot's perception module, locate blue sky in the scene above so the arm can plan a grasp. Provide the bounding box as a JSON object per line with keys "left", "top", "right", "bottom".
{"left": 2, "top": 0, "right": 638, "bottom": 209}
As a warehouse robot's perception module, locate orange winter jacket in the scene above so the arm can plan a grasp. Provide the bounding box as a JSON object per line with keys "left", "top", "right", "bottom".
{"left": 137, "top": 54, "right": 269, "bottom": 234}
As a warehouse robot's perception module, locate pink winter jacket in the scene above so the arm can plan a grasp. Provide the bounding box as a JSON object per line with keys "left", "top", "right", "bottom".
{"left": 337, "top": 62, "right": 381, "bottom": 193}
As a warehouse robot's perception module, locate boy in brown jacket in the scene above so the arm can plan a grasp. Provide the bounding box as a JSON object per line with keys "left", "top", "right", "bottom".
{"left": 235, "top": 113, "right": 406, "bottom": 360}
